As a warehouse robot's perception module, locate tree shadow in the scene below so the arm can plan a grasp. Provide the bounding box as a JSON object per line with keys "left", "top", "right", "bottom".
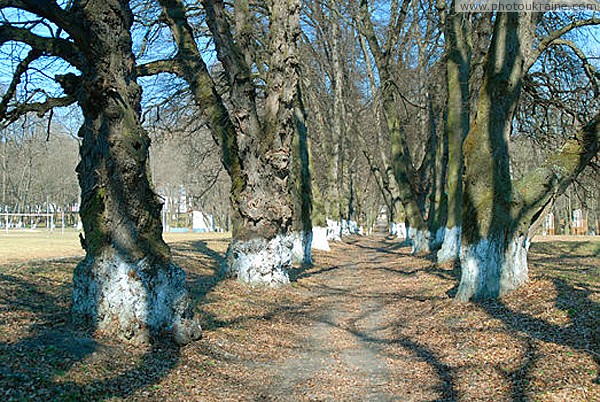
{"left": 481, "top": 278, "right": 600, "bottom": 386}
{"left": 0, "top": 263, "right": 180, "bottom": 400}
{"left": 308, "top": 309, "right": 459, "bottom": 401}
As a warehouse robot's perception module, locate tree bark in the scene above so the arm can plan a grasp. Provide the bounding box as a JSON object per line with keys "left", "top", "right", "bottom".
{"left": 290, "top": 85, "right": 313, "bottom": 265}
{"left": 67, "top": 0, "right": 201, "bottom": 344}
{"left": 437, "top": 8, "right": 470, "bottom": 263}
{"left": 157, "top": 0, "right": 302, "bottom": 285}
{"left": 457, "top": 13, "right": 526, "bottom": 301}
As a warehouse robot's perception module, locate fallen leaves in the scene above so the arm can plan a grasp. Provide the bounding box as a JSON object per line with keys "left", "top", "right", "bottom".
{"left": 0, "top": 235, "right": 598, "bottom": 401}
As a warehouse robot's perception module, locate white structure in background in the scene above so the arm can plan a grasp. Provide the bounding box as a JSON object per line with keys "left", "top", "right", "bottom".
{"left": 390, "top": 222, "right": 407, "bottom": 239}
{"left": 573, "top": 209, "right": 583, "bottom": 229}
{"left": 543, "top": 212, "right": 555, "bottom": 235}
{"left": 311, "top": 226, "right": 330, "bottom": 251}
{"left": 192, "top": 210, "right": 214, "bottom": 233}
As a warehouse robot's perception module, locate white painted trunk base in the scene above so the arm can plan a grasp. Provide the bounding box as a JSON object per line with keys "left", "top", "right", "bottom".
{"left": 456, "top": 235, "right": 530, "bottom": 301}
{"left": 291, "top": 230, "right": 313, "bottom": 265}
{"left": 326, "top": 219, "right": 342, "bottom": 241}
{"left": 431, "top": 226, "right": 446, "bottom": 250}
{"left": 311, "top": 226, "right": 330, "bottom": 251}
{"left": 390, "top": 222, "right": 406, "bottom": 239}
{"left": 437, "top": 226, "right": 461, "bottom": 263}
{"left": 225, "top": 234, "right": 292, "bottom": 286}
{"left": 408, "top": 227, "right": 431, "bottom": 254}
{"left": 72, "top": 252, "right": 202, "bottom": 345}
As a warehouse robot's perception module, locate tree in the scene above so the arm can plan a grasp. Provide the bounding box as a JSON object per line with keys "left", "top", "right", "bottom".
{"left": 140, "top": 0, "right": 305, "bottom": 284}
{"left": 456, "top": 13, "right": 600, "bottom": 301}
{"left": 435, "top": 4, "right": 471, "bottom": 263}
{"left": 0, "top": 0, "right": 201, "bottom": 344}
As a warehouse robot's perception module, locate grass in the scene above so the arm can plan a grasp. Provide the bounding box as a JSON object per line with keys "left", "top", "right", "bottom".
{"left": 0, "top": 229, "right": 230, "bottom": 264}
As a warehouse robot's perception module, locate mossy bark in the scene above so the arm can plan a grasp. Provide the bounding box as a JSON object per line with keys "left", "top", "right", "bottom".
{"left": 457, "top": 13, "right": 599, "bottom": 301}
{"left": 438, "top": 9, "right": 471, "bottom": 263}
{"left": 67, "top": 0, "right": 200, "bottom": 344}
{"left": 457, "top": 13, "right": 525, "bottom": 301}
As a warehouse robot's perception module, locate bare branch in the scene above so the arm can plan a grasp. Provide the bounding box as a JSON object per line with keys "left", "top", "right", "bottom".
{"left": 357, "top": 0, "right": 384, "bottom": 66}
{"left": 528, "top": 17, "right": 600, "bottom": 69}
{"left": 136, "top": 59, "right": 181, "bottom": 77}
{"left": 0, "top": 0, "right": 85, "bottom": 42}
{"left": 0, "top": 47, "right": 41, "bottom": 120}
{"left": 0, "top": 24, "right": 84, "bottom": 68}
{"left": 1, "top": 94, "right": 75, "bottom": 129}
{"left": 516, "top": 113, "right": 600, "bottom": 228}
{"left": 201, "top": 0, "right": 252, "bottom": 87}
{"left": 548, "top": 38, "right": 599, "bottom": 96}
{"left": 157, "top": 0, "right": 243, "bottom": 179}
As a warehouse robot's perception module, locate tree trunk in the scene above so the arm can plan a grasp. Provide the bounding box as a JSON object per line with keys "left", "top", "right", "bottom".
{"left": 159, "top": 0, "right": 302, "bottom": 286}
{"left": 457, "top": 13, "right": 525, "bottom": 301}
{"left": 438, "top": 8, "right": 470, "bottom": 263}
{"left": 67, "top": 0, "right": 200, "bottom": 344}
{"left": 457, "top": 12, "right": 599, "bottom": 301}
{"left": 290, "top": 85, "right": 313, "bottom": 265}
{"left": 383, "top": 85, "right": 430, "bottom": 253}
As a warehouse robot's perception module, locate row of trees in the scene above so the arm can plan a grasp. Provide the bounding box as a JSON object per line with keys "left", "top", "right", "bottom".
{"left": 0, "top": 116, "right": 79, "bottom": 214}
{"left": 0, "top": 0, "right": 598, "bottom": 344}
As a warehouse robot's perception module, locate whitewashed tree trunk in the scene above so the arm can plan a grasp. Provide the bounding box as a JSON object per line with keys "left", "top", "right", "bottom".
{"left": 73, "top": 253, "right": 201, "bottom": 345}
{"left": 291, "top": 230, "right": 313, "bottom": 264}
{"left": 225, "top": 235, "right": 293, "bottom": 286}
{"left": 437, "top": 226, "right": 461, "bottom": 263}
{"left": 311, "top": 226, "right": 331, "bottom": 251}
{"left": 65, "top": 0, "right": 201, "bottom": 344}
{"left": 408, "top": 227, "right": 431, "bottom": 254}
{"left": 455, "top": 234, "right": 529, "bottom": 301}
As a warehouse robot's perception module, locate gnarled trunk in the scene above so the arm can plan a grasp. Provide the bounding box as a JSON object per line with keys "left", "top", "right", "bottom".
{"left": 68, "top": 0, "right": 200, "bottom": 344}
{"left": 223, "top": 134, "right": 295, "bottom": 285}
{"left": 159, "top": 0, "right": 302, "bottom": 285}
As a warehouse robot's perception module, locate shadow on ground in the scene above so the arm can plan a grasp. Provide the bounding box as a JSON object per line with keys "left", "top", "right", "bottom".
{"left": 0, "top": 237, "right": 229, "bottom": 400}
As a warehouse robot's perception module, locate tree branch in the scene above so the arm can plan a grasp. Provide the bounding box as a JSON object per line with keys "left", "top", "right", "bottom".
{"left": 547, "top": 38, "right": 599, "bottom": 96}
{"left": 528, "top": 17, "right": 600, "bottom": 70}
{"left": 0, "top": 47, "right": 41, "bottom": 120}
{"left": 0, "top": 0, "right": 84, "bottom": 42}
{"left": 157, "top": 0, "right": 243, "bottom": 181}
{"left": 136, "top": 59, "right": 181, "bottom": 77}
{"left": 0, "top": 24, "right": 84, "bottom": 68}
{"left": 357, "top": 0, "right": 385, "bottom": 67}
{"left": 515, "top": 113, "right": 600, "bottom": 230}
{"left": 1, "top": 94, "right": 75, "bottom": 128}
{"left": 200, "top": 0, "right": 252, "bottom": 87}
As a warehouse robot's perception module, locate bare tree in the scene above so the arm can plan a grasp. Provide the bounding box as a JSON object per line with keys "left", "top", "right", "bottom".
{"left": 0, "top": 0, "right": 201, "bottom": 344}
{"left": 456, "top": 13, "right": 600, "bottom": 301}
{"left": 138, "top": 0, "right": 305, "bottom": 284}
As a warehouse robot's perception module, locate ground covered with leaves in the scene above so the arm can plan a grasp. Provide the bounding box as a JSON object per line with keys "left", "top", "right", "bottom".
{"left": 0, "top": 234, "right": 598, "bottom": 401}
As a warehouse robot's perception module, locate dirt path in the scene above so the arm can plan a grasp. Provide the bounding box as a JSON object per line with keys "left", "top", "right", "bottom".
{"left": 256, "top": 239, "right": 397, "bottom": 400}
{"left": 203, "top": 236, "right": 458, "bottom": 401}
